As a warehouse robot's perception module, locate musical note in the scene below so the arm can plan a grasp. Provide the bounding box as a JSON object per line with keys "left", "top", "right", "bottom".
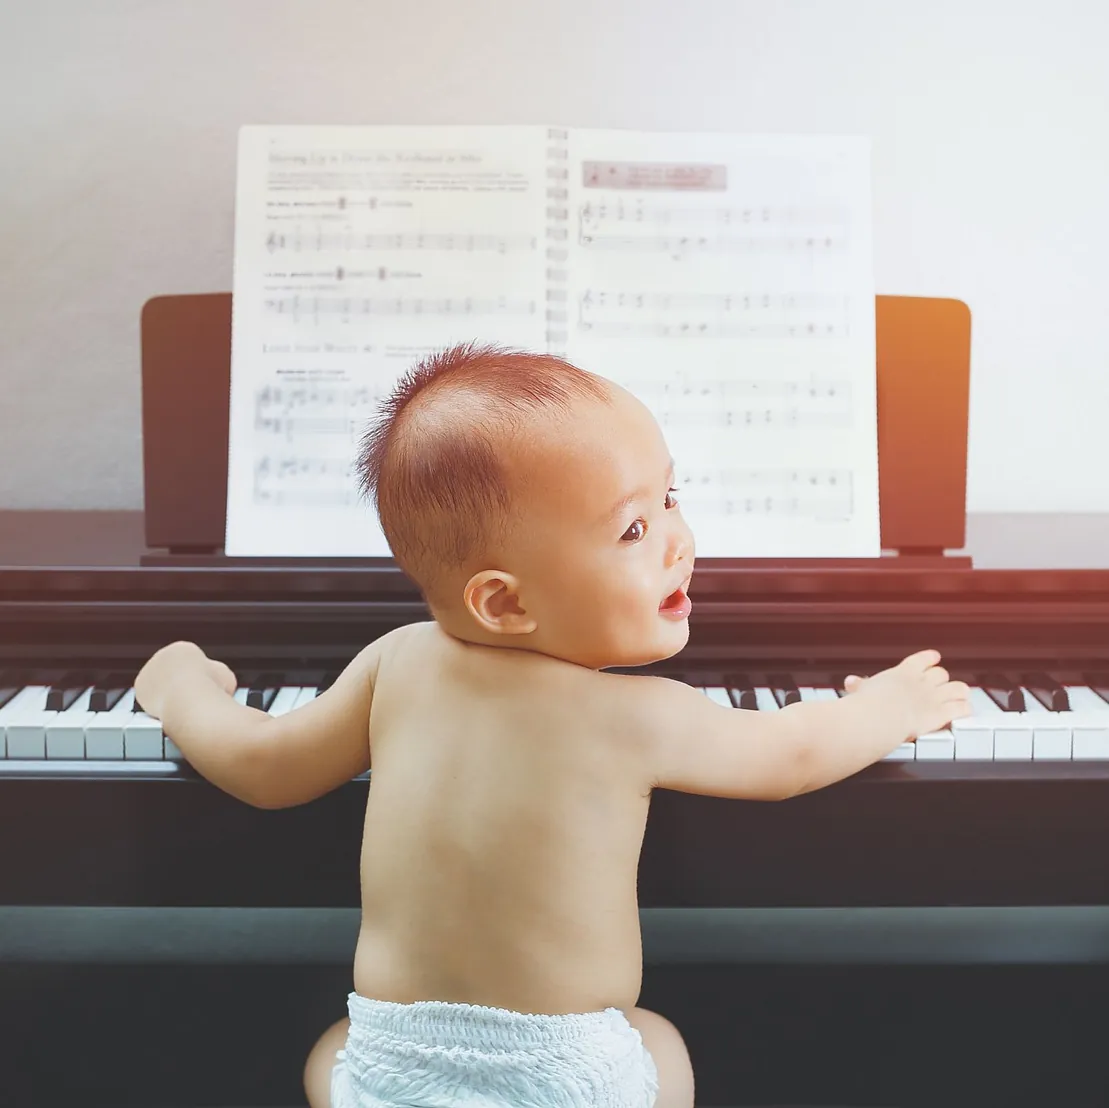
{"left": 660, "top": 408, "right": 853, "bottom": 430}
{"left": 669, "top": 468, "right": 854, "bottom": 519}
{"left": 578, "top": 233, "right": 845, "bottom": 258}
{"left": 255, "top": 384, "right": 384, "bottom": 412}
{"left": 581, "top": 321, "right": 844, "bottom": 339}
{"left": 264, "top": 295, "right": 538, "bottom": 324}
{"left": 578, "top": 200, "right": 850, "bottom": 230}
{"left": 253, "top": 454, "right": 359, "bottom": 507}
{"left": 265, "top": 230, "right": 538, "bottom": 254}
{"left": 577, "top": 290, "right": 851, "bottom": 341}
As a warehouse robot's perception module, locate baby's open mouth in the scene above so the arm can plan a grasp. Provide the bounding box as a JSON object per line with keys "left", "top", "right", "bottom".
{"left": 659, "top": 586, "right": 687, "bottom": 611}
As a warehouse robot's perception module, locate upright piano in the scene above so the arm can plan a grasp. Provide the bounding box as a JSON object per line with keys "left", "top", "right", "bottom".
{"left": 7, "top": 294, "right": 1109, "bottom": 1106}
{"left": 4, "top": 292, "right": 1109, "bottom": 913}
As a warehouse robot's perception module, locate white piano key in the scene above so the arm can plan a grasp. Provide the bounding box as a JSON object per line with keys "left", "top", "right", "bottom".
{"left": 84, "top": 689, "right": 134, "bottom": 760}
{"left": 1073, "top": 722, "right": 1109, "bottom": 760}
{"left": 1030, "top": 711, "right": 1074, "bottom": 760}
{"left": 292, "top": 687, "right": 319, "bottom": 708}
{"left": 164, "top": 736, "right": 184, "bottom": 760}
{"left": 1057, "top": 696, "right": 1109, "bottom": 759}
{"left": 267, "top": 686, "right": 302, "bottom": 716}
{"left": 4, "top": 687, "right": 52, "bottom": 758}
{"left": 45, "top": 688, "right": 93, "bottom": 759}
{"left": 1042, "top": 709, "right": 1109, "bottom": 763}
{"left": 1065, "top": 686, "right": 1109, "bottom": 713}
{"left": 702, "top": 687, "right": 732, "bottom": 708}
{"left": 754, "top": 687, "right": 779, "bottom": 712}
{"left": 124, "top": 711, "right": 165, "bottom": 760}
{"left": 233, "top": 688, "right": 250, "bottom": 705}
{"left": 0, "top": 686, "right": 49, "bottom": 756}
{"left": 883, "top": 743, "right": 916, "bottom": 761}
{"left": 969, "top": 687, "right": 1003, "bottom": 714}
{"left": 994, "top": 718, "right": 1034, "bottom": 761}
{"left": 915, "top": 730, "right": 955, "bottom": 760}
{"left": 1019, "top": 688, "right": 1050, "bottom": 713}
{"left": 953, "top": 719, "right": 994, "bottom": 760}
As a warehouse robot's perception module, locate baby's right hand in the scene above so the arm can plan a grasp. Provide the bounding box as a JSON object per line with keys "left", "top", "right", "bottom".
{"left": 843, "top": 650, "right": 972, "bottom": 740}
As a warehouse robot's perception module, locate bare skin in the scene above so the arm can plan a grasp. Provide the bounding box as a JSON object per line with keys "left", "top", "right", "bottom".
{"left": 134, "top": 382, "right": 970, "bottom": 1108}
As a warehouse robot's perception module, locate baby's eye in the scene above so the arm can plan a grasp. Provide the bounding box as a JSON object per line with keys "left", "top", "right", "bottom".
{"left": 665, "top": 486, "right": 679, "bottom": 509}
{"left": 621, "top": 519, "right": 647, "bottom": 543}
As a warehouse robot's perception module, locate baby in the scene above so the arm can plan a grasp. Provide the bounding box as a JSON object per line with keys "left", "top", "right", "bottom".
{"left": 134, "top": 343, "right": 971, "bottom": 1108}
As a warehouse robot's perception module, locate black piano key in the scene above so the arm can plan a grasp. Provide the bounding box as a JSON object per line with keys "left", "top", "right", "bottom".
{"left": 245, "top": 672, "right": 283, "bottom": 712}
{"left": 1019, "top": 672, "right": 1070, "bottom": 712}
{"left": 318, "top": 671, "right": 340, "bottom": 693}
{"left": 768, "top": 673, "right": 801, "bottom": 708}
{"left": 1083, "top": 673, "right": 1109, "bottom": 705}
{"left": 0, "top": 673, "right": 27, "bottom": 710}
{"left": 977, "top": 673, "right": 1025, "bottom": 712}
{"left": 44, "top": 672, "right": 93, "bottom": 712}
{"left": 89, "top": 673, "right": 132, "bottom": 712}
{"left": 723, "top": 673, "right": 758, "bottom": 710}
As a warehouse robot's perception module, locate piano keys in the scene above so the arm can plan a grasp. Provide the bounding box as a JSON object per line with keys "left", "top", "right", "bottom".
{"left": 4, "top": 671, "right": 1109, "bottom": 770}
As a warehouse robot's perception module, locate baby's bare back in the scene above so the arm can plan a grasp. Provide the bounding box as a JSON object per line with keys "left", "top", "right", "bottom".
{"left": 352, "top": 622, "right": 654, "bottom": 1015}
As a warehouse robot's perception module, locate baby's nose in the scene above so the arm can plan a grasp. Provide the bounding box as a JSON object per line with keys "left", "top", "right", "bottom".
{"left": 667, "top": 527, "right": 693, "bottom": 566}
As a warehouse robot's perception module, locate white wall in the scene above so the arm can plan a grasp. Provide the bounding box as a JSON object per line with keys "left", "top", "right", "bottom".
{"left": 1, "top": 0, "right": 1106, "bottom": 512}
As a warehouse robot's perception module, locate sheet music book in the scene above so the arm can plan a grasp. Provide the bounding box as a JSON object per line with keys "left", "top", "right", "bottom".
{"left": 226, "top": 125, "right": 878, "bottom": 559}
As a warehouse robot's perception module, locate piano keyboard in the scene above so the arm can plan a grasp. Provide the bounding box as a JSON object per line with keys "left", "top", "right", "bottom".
{"left": 3, "top": 671, "right": 1109, "bottom": 772}
{"left": 698, "top": 675, "right": 1109, "bottom": 762}
{"left": 0, "top": 672, "right": 331, "bottom": 774}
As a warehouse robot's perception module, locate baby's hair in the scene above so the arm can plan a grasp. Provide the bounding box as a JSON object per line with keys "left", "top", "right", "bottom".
{"left": 356, "top": 342, "right": 611, "bottom": 604}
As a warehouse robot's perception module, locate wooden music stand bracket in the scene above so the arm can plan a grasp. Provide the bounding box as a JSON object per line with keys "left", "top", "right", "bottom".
{"left": 140, "top": 293, "right": 971, "bottom": 568}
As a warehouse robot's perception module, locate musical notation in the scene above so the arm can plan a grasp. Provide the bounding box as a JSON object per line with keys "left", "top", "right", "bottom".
{"left": 660, "top": 408, "right": 852, "bottom": 430}
{"left": 254, "top": 383, "right": 386, "bottom": 443}
{"left": 581, "top": 321, "right": 843, "bottom": 339}
{"left": 640, "top": 375, "right": 851, "bottom": 403}
{"left": 620, "top": 373, "right": 853, "bottom": 433}
{"left": 582, "top": 291, "right": 844, "bottom": 312}
{"left": 264, "top": 295, "right": 538, "bottom": 323}
{"left": 578, "top": 290, "right": 850, "bottom": 341}
{"left": 578, "top": 233, "right": 845, "bottom": 257}
{"left": 677, "top": 467, "right": 851, "bottom": 489}
{"left": 579, "top": 200, "right": 850, "bottom": 229}
{"left": 253, "top": 454, "right": 360, "bottom": 507}
{"left": 255, "top": 384, "right": 383, "bottom": 411}
{"left": 672, "top": 468, "right": 853, "bottom": 519}
{"left": 265, "top": 230, "right": 538, "bottom": 254}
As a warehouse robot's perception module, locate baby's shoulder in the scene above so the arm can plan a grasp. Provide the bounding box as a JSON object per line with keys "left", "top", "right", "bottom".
{"left": 368, "top": 620, "right": 436, "bottom": 668}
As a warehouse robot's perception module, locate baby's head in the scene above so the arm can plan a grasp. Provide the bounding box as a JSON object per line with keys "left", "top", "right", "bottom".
{"left": 357, "top": 343, "right": 695, "bottom": 670}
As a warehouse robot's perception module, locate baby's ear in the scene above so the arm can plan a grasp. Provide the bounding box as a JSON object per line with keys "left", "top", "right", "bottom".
{"left": 463, "top": 570, "right": 537, "bottom": 635}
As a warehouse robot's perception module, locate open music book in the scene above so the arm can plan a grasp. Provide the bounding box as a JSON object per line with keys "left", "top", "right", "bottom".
{"left": 226, "top": 125, "right": 878, "bottom": 559}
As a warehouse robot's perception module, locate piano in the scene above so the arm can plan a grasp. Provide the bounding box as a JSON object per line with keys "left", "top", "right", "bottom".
{"left": 3, "top": 292, "right": 1109, "bottom": 915}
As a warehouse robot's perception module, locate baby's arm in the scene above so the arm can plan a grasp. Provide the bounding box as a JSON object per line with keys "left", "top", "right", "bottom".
{"left": 639, "top": 651, "right": 971, "bottom": 800}
{"left": 133, "top": 634, "right": 391, "bottom": 808}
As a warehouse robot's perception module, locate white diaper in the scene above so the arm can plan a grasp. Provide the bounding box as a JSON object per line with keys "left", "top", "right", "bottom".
{"left": 330, "top": 991, "right": 659, "bottom": 1107}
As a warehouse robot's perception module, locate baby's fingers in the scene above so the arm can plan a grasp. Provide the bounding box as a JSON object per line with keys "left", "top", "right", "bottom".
{"left": 901, "top": 648, "right": 942, "bottom": 671}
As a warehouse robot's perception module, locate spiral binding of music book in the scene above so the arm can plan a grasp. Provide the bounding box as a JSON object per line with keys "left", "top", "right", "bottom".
{"left": 545, "top": 128, "right": 569, "bottom": 355}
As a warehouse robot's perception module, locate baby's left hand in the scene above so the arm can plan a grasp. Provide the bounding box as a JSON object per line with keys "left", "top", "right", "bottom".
{"left": 134, "top": 641, "right": 237, "bottom": 719}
